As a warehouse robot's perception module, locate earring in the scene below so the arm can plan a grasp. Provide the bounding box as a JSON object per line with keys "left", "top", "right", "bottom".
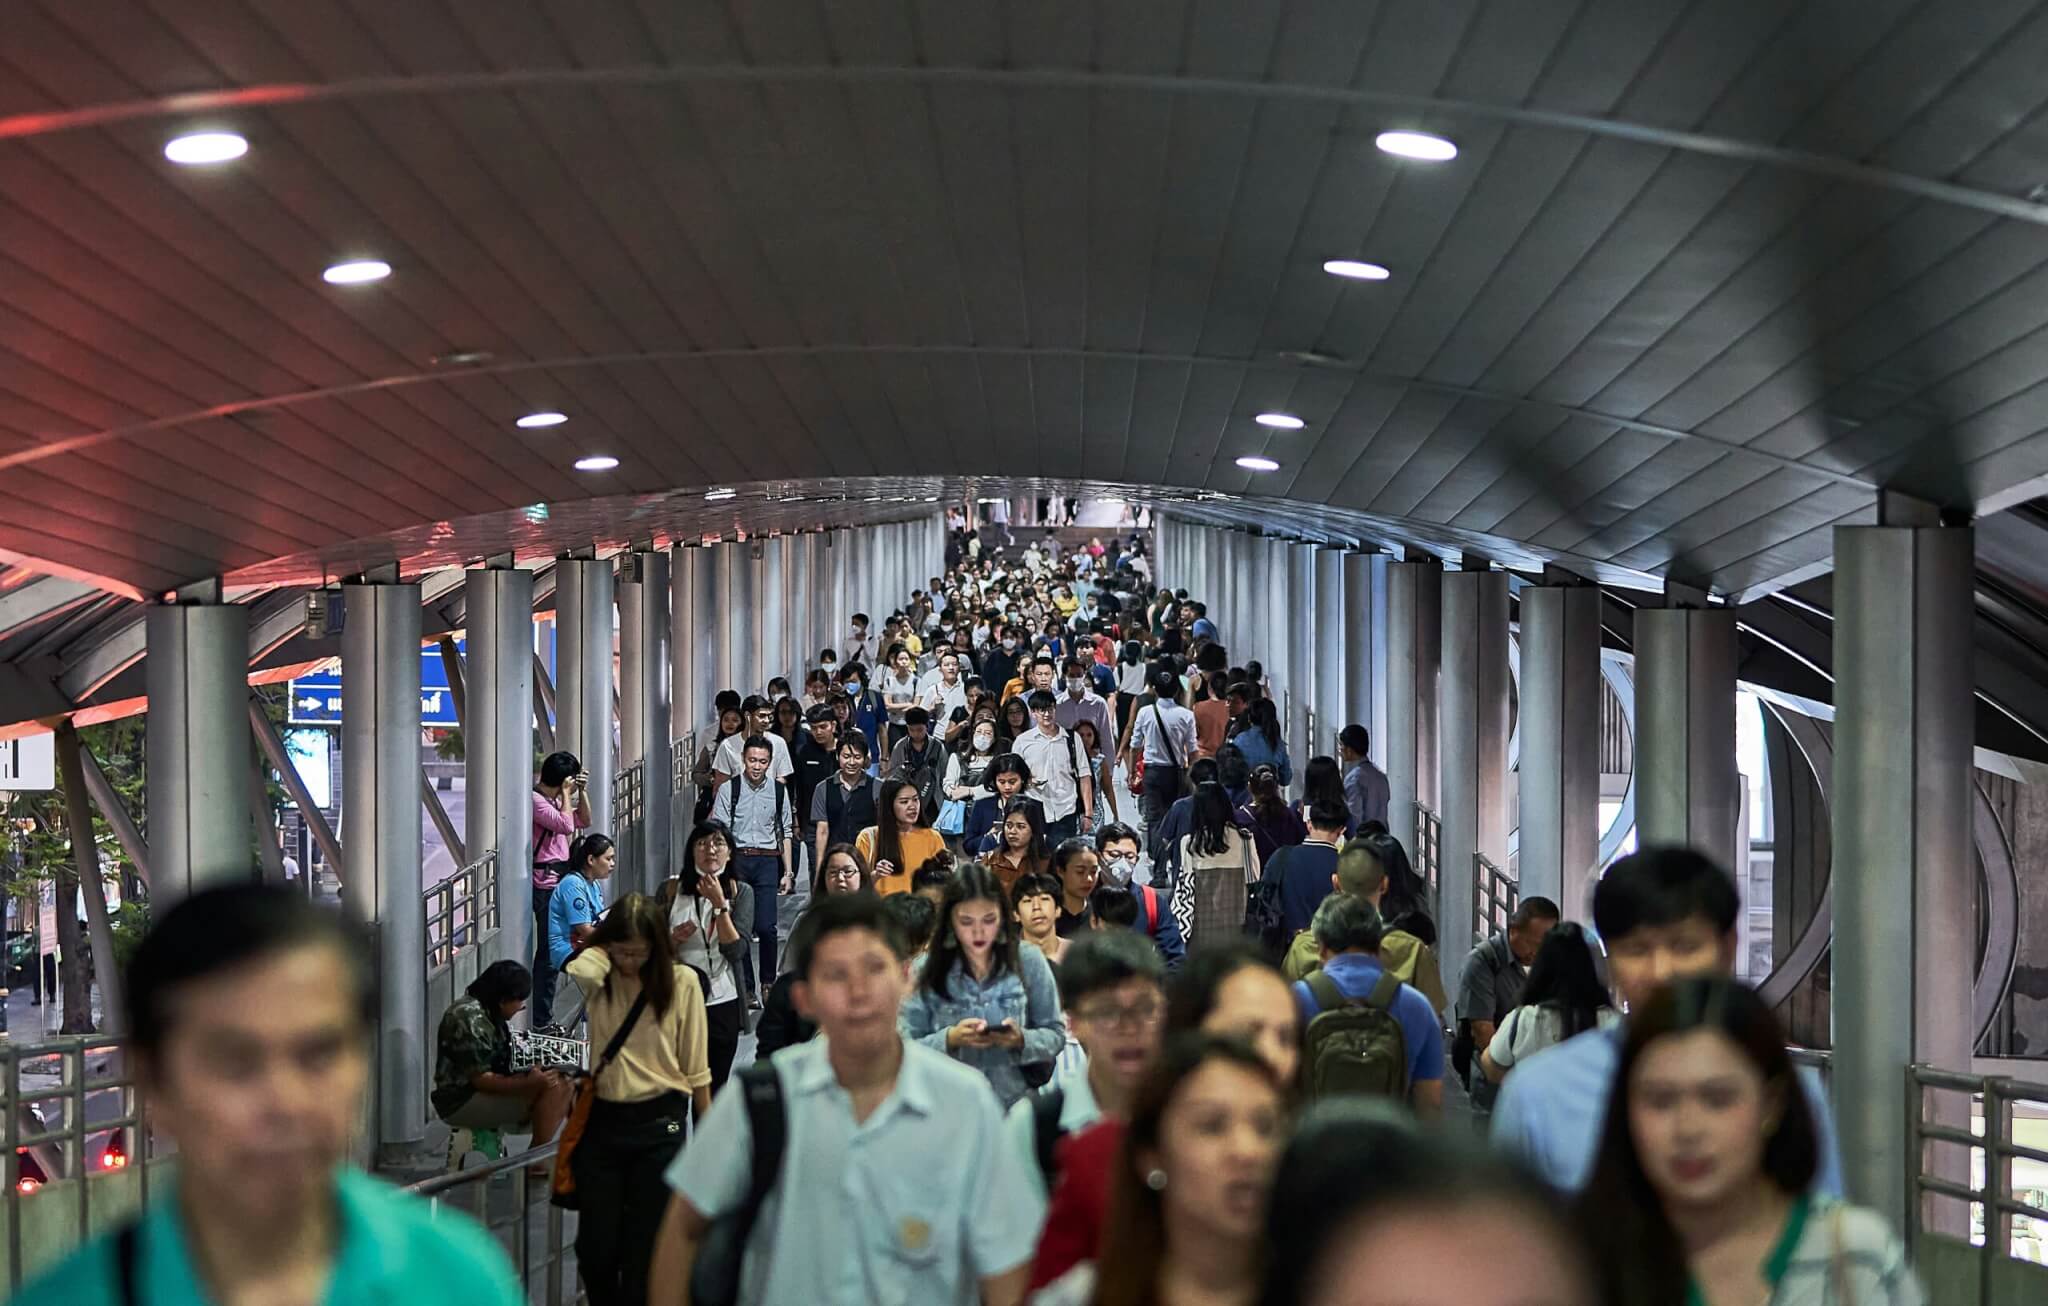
{"left": 1145, "top": 1169, "right": 1168, "bottom": 1191}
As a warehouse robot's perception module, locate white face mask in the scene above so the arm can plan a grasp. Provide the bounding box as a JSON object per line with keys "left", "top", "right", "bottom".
{"left": 1002, "top": 638, "right": 1017, "bottom": 651}
{"left": 973, "top": 730, "right": 995, "bottom": 751}
{"left": 1066, "top": 677, "right": 1086, "bottom": 695}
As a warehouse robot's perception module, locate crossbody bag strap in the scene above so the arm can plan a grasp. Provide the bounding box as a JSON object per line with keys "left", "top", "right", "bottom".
{"left": 595, "top": 987, "right": 653, "bottom": 1076}
{"left": 1151, "top": 701, "right": 1182, "bottom": 771}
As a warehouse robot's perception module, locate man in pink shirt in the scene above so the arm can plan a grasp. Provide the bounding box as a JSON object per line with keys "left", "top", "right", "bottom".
{"left": 530, "top": 750, "right": 589, "bottom": 1025}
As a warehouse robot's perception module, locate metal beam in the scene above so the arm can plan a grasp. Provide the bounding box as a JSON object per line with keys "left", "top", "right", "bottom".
{"left": 421, "top": 769, "right": 464, "bottom": 865}
{"left": 76, "top": 742, "right": 149, "bottom": 887}
{"left": 53, "top": 720, "right": 125, "bottom": 1034}
{"left": 532, "top": 652, "right": 557, "bottom": 754}
{"left": 248, "top": 695, "right": 343, "bottom": 876}
{"left": 0, "top": 576, "right": 95, "bottom": 641}
{"left": 437, "top": 635, "right": 468, "bottom": 731}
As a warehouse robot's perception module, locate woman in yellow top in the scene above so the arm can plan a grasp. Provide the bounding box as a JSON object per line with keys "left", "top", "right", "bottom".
{"left": 855, "top": 778, "right": 946, "bottom": 897}
{"left": 563, "top": 894, "right": 712, "bottom": 1306}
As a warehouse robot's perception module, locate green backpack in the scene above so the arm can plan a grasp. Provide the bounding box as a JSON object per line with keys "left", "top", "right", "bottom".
{"left": 1302, "top": 969, "right": 1410, "bottom": 1101}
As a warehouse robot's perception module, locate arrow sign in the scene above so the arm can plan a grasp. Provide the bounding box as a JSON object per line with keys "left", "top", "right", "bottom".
{"left": 287, "top": 640, "right": 464, "bottom": 728}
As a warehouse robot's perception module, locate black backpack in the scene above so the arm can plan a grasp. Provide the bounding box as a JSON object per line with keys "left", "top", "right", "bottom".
{"left": 689, "top": 1063, "right": 787, "bottom": 1306}
{"left": 1244, "top": 846, "right": 1293, "bottom": 962}
{"left": 1030, "top": 1085, "right": 1067, "bottom": 1187}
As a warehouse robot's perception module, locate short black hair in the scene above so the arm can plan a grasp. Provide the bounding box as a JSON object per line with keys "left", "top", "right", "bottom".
{"left": 1089, "top": 885, "right": 1139, "bottom": 929}
{"left": 904, "top": 706, "right": 931, "bottom": 726}
{"left": 741, "top": 694, "right": 771, "bottom": 714}
{"left": 467, "top": 958, "right": 532, "bottom": 1009}
{"left": 1095, "top": 821, "right": 1142, "bottom": 853}
{"left": 1056, "top": 927, "right": 1165, "bottom": 1008}
{"left": 883, "top": 893, "right": 939, "bottom": 954}
{"left": 1512, "top": 896, "right": 1561, "bottom": 928}
{"left": 787, "top": 890, "right": 906, "bottom": 979}
{"left": 127, "top": 883, "right": 372, "bottom": 1061}
{"left": 989, "top": 752, "right": 1031, "bottom": 782}
{"left": 1592, "top": 846, "right": 1739, "bottom": 941}
{"left": 1338, "top": 723, "right": 1370, "bottom": 757}
{"left": 713, "top": 689, "right": 743, "bottom": 713}
{"left": 1306, "top": 799, "right": 1350, "bottom": 831}
{"left": 1010, "top": 871, "right": 1062, "bottom": 910}
{"left": 742, "top": 734, "right": 775, "bottom": 757}
{"left": 1311, "top": 894, "right": 1384, "bottom": 955}
{"left": 911, "top": 862, "right": 954, "bottom": 892}
{"left": 1025, "top": 689, "right": 1058, "bottom": 711}
{"left": 838, "top": 728, "right": 869, "bottom": 755}
{"left": 539, "top": 750, "right": 581, "bottom": 786}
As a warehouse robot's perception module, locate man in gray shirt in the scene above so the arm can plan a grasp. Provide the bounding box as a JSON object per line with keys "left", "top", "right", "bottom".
{"left": 1455, "top": 896, "right": 1559, "bottom": 1111}
{"left": 711, "top": 737, "right": 795, "bottom": 999}
{"left": 1338, "top": 724, "right": 1390, "bottom": 831}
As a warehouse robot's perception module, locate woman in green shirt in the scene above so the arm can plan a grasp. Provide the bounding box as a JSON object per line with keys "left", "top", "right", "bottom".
{"left": 1580, "top": 978, "right": 1924, "bottom": 1306}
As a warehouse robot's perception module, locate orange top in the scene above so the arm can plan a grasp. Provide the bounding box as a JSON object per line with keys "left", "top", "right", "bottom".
{"left": 855, "top": 825, "right": 947, "bottom": 896}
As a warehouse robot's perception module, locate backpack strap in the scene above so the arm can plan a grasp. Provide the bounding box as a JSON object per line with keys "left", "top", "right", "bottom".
{"left": 1304, "top": 970, "right": 1344, "bottom": 1018}
{"left": 1138, "top": 884, "right": 1157, "bottom": 934}
{"left": 115, "top": 1222, "right": 141, "bottom": 1306}
{"left": 1364, "top": 968, "right": 1404, "bottom": 1013}
{"left": 1032, "top": 1086, "right": 1067, "bottom": 1186}
{"left": 737, "top": 1062, "right": 787, "bottom": 1230}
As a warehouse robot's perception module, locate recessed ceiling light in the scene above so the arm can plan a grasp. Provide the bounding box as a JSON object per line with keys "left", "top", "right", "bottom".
{"left": 573, "top": 455, "right": 618, "bottom": 472}
{"left": 432, "top": 348, "right": 495, "bottom": 368}
{"left": 164, "top": 131, "right": 247, "bottom": 165}
{"left": 1322, "top": 259, "right": 1391, "bottom": 281}
{"left": 322, "top": 259, "right": 391, "bottom": 285}
{"left": 705, "top": 488, "right": 736, "bottom": 501}
{"left": 516, "top": 411, "right": 568, "bottom": 429}
{"left": 1375, "top": 130, "right": 1457, "bottom": 162}
{"left": 1255, "top": 413, "right": 1305, "bottom": 430}
{"left": 1235, "top": 455, "right": 1282, "bottom": 472}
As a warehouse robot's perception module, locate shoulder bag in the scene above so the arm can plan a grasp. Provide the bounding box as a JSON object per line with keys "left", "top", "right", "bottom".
{"left": 550, "top": 986, "right": 651, "bottom": 1209}
{"left": 691, "top": 1063, "right": 789, "bottom": 1306}
{"left": 1151, "top": 702, "right": 1194, "bottom": 796}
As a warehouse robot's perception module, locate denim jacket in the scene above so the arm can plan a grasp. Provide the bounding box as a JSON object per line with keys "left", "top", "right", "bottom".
{"left": 898, "top": 943, "right": 1064, "bottom": 1108}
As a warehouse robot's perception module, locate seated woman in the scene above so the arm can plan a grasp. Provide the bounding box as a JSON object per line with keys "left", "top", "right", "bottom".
{"left": 432, "top": 960, "right": 574, "bottom": 1146}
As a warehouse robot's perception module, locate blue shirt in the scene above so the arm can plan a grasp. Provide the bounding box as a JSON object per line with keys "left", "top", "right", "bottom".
{"left": 1273, "top": 841, "right": 1341, "bottom": 935}
{"left": 1295, "top": 953, "right": 1445, "bottom": 1085}
{"left": 1491, "top": 1024, "right": 1844, "bottom": 1195}
{"left": 1231, "top": 730, "right": 1293, "bottom": 787}
{"left": 12, "top": 1167, "right": 520, "bottom": 1306}
{"left": 1128, "top": 882, "right": 1186, "bottom": 969}
{"left": 899, "top": 944, "right": 1066, "bottom": 1109}
{"left": 668, "top": 1036, "right": 1045, "bottom": 1306}
{"left": 547, "top": 871, "right": 605, "bottom": 969}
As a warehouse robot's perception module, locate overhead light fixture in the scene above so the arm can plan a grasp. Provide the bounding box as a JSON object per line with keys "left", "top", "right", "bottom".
{"left": 573, "top": 455, "right": 619, "bottom": 472}
{"left": 516, "top": 411, "right": 568, "bottom": 429}
{"left": 1255, "top": 413, "right": 1305, "bottom": 430}
{"left": 164, "top": 131, "right": 248, "bottom": 165}
{"left": 705, "top": 488, "right": 736, "bottom": 501}
{"left": 432, "top": 348, "right": 495, "bottom": 368}
{"left": 322, "top": 259, "right": 391, "bottom": 285}
{"left": 1375, "top": 130, "right": 1457, "bottom": 162}
{"left": 1235, "top": 455, "right": 1281, "bottom": 472}
{"left": 1322, "top": 259, "right": 1391, "bottom": 281}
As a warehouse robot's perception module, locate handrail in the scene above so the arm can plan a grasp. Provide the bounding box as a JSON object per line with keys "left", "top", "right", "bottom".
{"left": 404, "top": 1140, "right": 574, "bottom": 1304}
{"left": 1906, "top": 1062, "right": 2048, "bottom": 1283}
{"left": 618, "top": 760, "right": 645, "bottom": 824}
{"left": 1473, "top": 851, "right": 1518, "bottom": 948}
{"left": 1, "top": 1037, "right": 153, "bottom": 1291}
{"left": 425, "top": 851, "right": 500, "bottom": 971}
{"left": 1412, "top": 802, "right": 1441, "bottom": 905}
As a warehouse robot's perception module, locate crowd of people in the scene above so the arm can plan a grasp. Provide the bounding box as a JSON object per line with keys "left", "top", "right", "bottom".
{"left": 19, "top": 522, "right": 1928, "bottom": 1306}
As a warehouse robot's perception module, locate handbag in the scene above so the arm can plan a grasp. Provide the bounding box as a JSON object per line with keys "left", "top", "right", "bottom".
{"left": 935, "top": 797, "right": 966, "bottom": 834}
{"left": 1151, "top": 702, "right": 1195, "bottom": 796}
{"left": 550, "top": 986, "right": 651, "bottom": 1209}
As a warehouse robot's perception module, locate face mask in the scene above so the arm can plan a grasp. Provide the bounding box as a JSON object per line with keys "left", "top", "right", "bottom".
{"left": 847, "top": 681, "right": 863, "bottom": 696}
{"left": 1066, "top": 677, "right": 1085, "bottom": 694}
{"left": 973, "top": 730, "right": 995, "bottom": 750}
{"left": 1002, "top": 638, "right": 1017, "bottom": 651}
{"left": 1100, "top": 854, "right": 1135, "bottom": 888}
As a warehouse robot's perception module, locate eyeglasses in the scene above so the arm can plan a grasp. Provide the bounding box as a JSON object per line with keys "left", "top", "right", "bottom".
{"left": 1075, "top": 999, "right": 1164, "bottom": 1031}
{"left": 824, "top": 865, "right": 862, "bottom": 882}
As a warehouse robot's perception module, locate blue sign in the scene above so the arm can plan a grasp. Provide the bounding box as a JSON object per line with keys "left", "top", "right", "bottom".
{"left": 288, "top": 641, "right": 462, "bottom": 728}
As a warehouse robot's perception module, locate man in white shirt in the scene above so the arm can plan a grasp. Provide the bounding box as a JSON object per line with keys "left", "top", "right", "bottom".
{"left": 712, "top": 694, "right": 794, "bottom": 786}
{"left": 1014, "top": 689, "right": 1094, "bottom": 844}
{"left": 1124, "top": 670, "right": 1198, "bottom": 859}
{"left": 1052, "top": 656, "right": 1113, "bottom": 747}
{"left": 918, "top": 649, "right": 969, "bottom": 724}
{"left": 842, "top": 612, "right": 874, "bottom": 668}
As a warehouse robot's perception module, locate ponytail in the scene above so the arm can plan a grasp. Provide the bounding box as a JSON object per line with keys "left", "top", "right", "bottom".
{"left": 568, "top": 832, "right": 615, "bottom": 874}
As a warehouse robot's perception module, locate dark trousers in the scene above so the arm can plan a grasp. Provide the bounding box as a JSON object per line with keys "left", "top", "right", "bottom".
{"left": 571, "top": 1094, "right": 688, "bottom": 1306}
{"left": 733, "top": 853, "right": 782, "bottom": 996}
{"left": 1141, "top": 764, "right": 1184, "bottom": 874}
{"left": 1045, "top": 812, "right": 1080, "bottom": 845}
{"left": 530, "top": 884, "right": 557, "bottom": 1025}
{"left": 707, "top": 997, "right": 745, "bottom": 1095}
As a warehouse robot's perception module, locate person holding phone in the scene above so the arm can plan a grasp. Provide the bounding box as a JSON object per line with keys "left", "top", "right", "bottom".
{"left": 530, "top": 750, "right": 590, "bottom": 1026}
{"left": 660, "top": 822, "right": 752, "bottom": 1093}
{"left": 898, "top": 863, "right": 1064, "bottom": 1108}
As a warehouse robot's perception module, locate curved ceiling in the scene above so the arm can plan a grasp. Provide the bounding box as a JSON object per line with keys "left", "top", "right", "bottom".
{"left": 8, "top": 2, "right": 2048, "bottom": 599}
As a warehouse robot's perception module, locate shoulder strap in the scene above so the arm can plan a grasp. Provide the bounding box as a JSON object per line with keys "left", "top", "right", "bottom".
{"left": 728, "top": 774, "right": 741, "bottom": 811}
{"left": 1065, "top": 728, "right": 1080, "bottom": 777}
{"left": 596, "top": 987, "right": 652, "bottom": 1073}
{"left": 1032, "top": 1086, "right": 1067, "bottom": 1184}
{"left": 1304, "top": 970, "right": 1344, "bottom": 1017}
{"left": 115, "top": 1222, "right": 141, "bottom": 1306}
{"left": 739, "top": 1062, "right": 787, "bottom": 1214}
{"left": 1151, "top": 701, "right": 1182, "bottom": 771}
{"left": 1139, "top": 884, "right": 1157, "bottom": 932}
{"left": 1364, "top": 969, "right": 1403, "bottom": 1013}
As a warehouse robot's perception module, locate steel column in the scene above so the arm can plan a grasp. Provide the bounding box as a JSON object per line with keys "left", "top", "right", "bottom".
{"left": 761, "top": 536, "right": 789, "bottom": 691}
{"left": 618, "top": 550, "right": 674, "bottom": 895}
{"left": 787, "top": 534, "right": 814, "bottom": 686}
{"left": 1385, "top": 560, "right": 1441, "bottom": 852}
{"left": 145, "top": 600, "right": 253, "bottom": 907}
{"left": 1832, "top": 522, "right": 1976, "bottom": 1231}
{"left": 1342, "top": 552, "right": 1388, "bottom": 766}
{"left": 1313, "top": 547, "right": 1344, "bottom": 762}
{"left": 1632, "top": 607, "right": 1738, "bottom": 870}
{"left": 1440, "top": 569, "right": 1509, "bottom": 978}
{"left": 1518, "top": 585, "right": 1603, "bottom": 919}
{"left": 340, "top": 582, "right": 426, "bottom": 1162}
{"left": 553, "top": 558, "right": 614, "bottom": 838}
{"left": 463, "top": 565, "right": 535, "bottom": 965}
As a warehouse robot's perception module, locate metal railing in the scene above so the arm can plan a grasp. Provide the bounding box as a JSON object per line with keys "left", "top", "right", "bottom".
{"left": 1473, "top": 852, "right": 1518, "bottom": 948}
{"left": 1, "top": 1037, "right": 155, "bottom": 1290}
{"left": 615, "top": 761, "right": 646, "bottom": 889}
{"left": 618, "top": 761, "right": 645, "bottom": 824}
{"left": 1908, "top": 1064, "right": 2048, "bottom": 1289}
{"left": 406, "top": 1142, "right": 579, "bottom": 1304}
{"left": 1413, "top": 803, "right": 1441, "bottom": 903}
{"left": 426, "top": 851, "right": 500, "bottom": 972}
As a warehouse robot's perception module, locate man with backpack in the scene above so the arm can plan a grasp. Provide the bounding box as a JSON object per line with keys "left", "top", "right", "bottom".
{"left": 1096, "top": 824, "right": 1184, "bottom": 970}
{"left": 1454, "top": 896, "right": 1559, "bottom": 1112}
{"left": 1293, "top": 895, "right": 1445, "bottom": 1117}
{"left": 809, "top": 731, "right": 879, "bottom": 868}
{"left": 711, "top": 737, "right": 795, "bottom": 1000}
{"left": 886, "top": 707, "right": 946, "bottom": 820}
{"left": 1281, "top": 840, "right": 1448, "bottom": 1016}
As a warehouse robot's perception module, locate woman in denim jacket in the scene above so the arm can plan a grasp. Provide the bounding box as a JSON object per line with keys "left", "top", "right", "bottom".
{"left": 898, "top": 862, "right": 1065, "bottom": 1107}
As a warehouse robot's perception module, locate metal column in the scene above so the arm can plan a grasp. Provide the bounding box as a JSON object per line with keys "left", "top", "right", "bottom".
{"left": 1313, "top": 548, "right": 1344, "bottom": 762}
{"left": 1385, "top": 560, "right": 1441, "bottom": 853}
{"left": 618, "top": 550, "right": 674, "bottom": 895}
{"left": 1343, "top": 552, "right": 1389, "bottom": 767}
{"left": 1440, "top": 568, "right": 1509, "bottom": 974}
{"left": 554, "top": 558, "right": 614, "bottom": 838}
{"left": 1831, "top": 518, "right": 1975, "bottom": 1231}
{"left": 145, "top": 599, "right": 253, "bottom": 907}
{"left": 1518, "top": 584, "right": 1603, "bottom": 919}
{"left": 787, "top": 534, "right": 814, "bottom": 683}
{"left": 464, "top": 565, "right": 535, "bottom": 966}
{"left": 761, "top": 537, "right": 789, "bottom": 690}
{"left": 1632, "top": 606, "right": 1738, "bottom": 870}
{"left": 339, "top": 582, "right": 425, "bottom": 1164}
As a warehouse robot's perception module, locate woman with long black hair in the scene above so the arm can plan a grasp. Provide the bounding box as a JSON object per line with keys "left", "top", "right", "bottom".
{"left": 1480, "top": 922, "right": 1614, "bottom": 1085}
{"left": 1168, "top": 781, "right": 1262, "bottom": 951}
{"left": 562, "top": 894, "right": 711, "bottom": 1306}
{"left": 1579, "top": 979, "right": 1923, "bottom": 1306}
{"left": 856, "top": 777, "right": 946, "bottom": 896}
{"left": 659, "top": 821, "right": 752, "bottom": 1093}
{"left": 1229, "top": 698, "right": 1292, "bottom": 788}
{"left": 1291, "top": 755, "right": 1351, "bottom": 837}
